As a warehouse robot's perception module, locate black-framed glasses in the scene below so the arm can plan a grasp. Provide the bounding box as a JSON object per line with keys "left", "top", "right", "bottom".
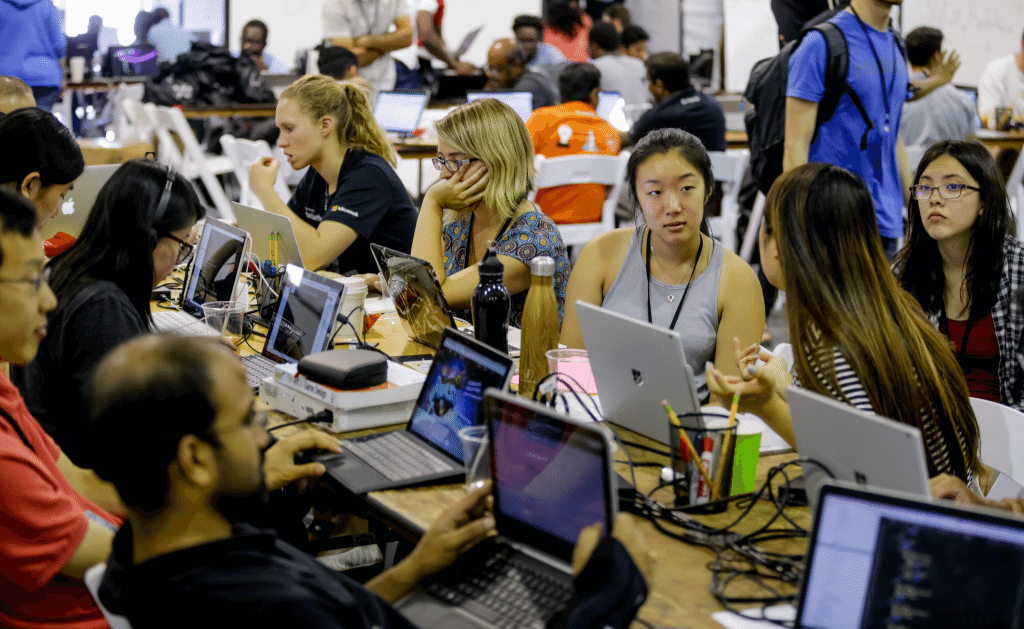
{"left": 164, "top": 229, "right": 196, "bottom": 265}
{"left": 0, "top": 266, "right": 52, "bottom": 293}
{"left": 909, "top": 183, "right": 981, "bottom": 200}
{"left": 431, "top": 156, "right": 479, "bottom": 173}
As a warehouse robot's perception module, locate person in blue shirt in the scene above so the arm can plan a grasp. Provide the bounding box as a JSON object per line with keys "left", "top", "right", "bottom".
{"left": 0, "top": 0, "right": 65, "bottom": 112}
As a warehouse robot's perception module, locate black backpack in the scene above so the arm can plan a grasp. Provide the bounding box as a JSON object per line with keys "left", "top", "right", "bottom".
{"left": 743, "top": 21, "right": 905, "bottom": 195}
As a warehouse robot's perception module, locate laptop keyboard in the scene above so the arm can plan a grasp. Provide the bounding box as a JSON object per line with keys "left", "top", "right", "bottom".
{"left": 152, "top": 310, "right": 219, "bottom": 336}
{"left": 241, "top": 354, "right": 278, "bottom": 389}
{"left": 425, "top": 544, "right": 572, "bottom": 629}
{"left": 342, "top": 431, "right": 455, "bottom": 482}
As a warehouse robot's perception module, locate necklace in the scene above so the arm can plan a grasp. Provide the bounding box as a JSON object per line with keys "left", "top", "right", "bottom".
{"left": 645, "top": 229, "right": 705, "bottom": 329}
{"left": 464, "top": 213, "right": 513, "bottom": 270}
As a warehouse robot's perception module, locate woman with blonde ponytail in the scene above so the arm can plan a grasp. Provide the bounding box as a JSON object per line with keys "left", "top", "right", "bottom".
{"left": 249, "top": 74, "right": 416, "bottom": 272}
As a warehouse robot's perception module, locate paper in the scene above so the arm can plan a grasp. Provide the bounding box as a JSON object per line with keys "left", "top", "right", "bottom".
{"left": 712, "top": 604, "right": 796, "bottom": 629}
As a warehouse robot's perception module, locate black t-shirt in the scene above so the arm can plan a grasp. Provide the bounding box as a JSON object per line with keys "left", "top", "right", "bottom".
{"left": 287, "top": 150, "right": 417, "bottom": 274}
{"left": 630, "top": 87, "right": 727, "bottom": 152}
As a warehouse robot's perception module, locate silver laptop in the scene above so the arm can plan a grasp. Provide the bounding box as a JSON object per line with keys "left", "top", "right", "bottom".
{"left": 232, "top": 201, "right": 304, "bottom": 269}
{"left": 466, "top": 91, "right": 533, "bottom": 121}
{"left": 788, "top": 386, "right": 931, "bottom": 509}
{"left": 575, "top": 301, "right": 703, "bottom": 445}
{"left": 396, "top": 388, "right": 617, "bottom": 629}
{"left": 596, "top": 91, "right": 623, "bottom": 120}
{"left": 373, "top": 90, "right": 430, "bottom": 136}
{"left": 449, "top": 25, "right": 483, "bottom": 60}
{"left": 40, "top": 164, "right": 119, "bottom": 240}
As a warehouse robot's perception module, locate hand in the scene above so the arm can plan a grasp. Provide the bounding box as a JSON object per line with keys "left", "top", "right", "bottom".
{"left": 355, "top": 35, "right": 371, "bottom": 48}
{"left": 353, "top": 273, "right": 382, "bottom": 293}
{"left": 731, "top": 338, "right": 791, "bottom": 396}
{"left": 452, "top": 61, "right": 477, "bottom": 76}
{"left": 405, "top": 482, "right": 497, "bottom": 580}
{"left": 262, "top": 430, "right": 343, "bottom": 491}
{"left": 428, "top": 160, "right": 489, "bottom": 211}
{"left": 931, "top": 49, "right": 960, "bottom": 85}
{"left": 249, "top": 156, "right": 280, "bottom": 192}
{"left": 930, "top": 474, "right": 993, "bottom": 508}
{"left": 571, "top": 513, "right": 655, "bottom": 583}
{"left": 706, "top": 363, "right": 779, "bottom": 415}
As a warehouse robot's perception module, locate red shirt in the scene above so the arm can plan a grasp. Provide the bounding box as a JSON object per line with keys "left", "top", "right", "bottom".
{"left": 543, "top": 13, "right": 592, "bottom": 63}
{"left": 945, "top": 313, "right": 1001, "bottom": 403}
{"left": 0, "top": 373, "right": 120, "bottom": 629}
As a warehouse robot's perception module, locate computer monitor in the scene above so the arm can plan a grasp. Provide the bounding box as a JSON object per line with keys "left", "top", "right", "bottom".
{"left": 466, "top": 91, "right": 533, "bottom": 122}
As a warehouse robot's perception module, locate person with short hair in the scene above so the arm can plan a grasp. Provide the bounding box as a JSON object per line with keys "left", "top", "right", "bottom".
{"left": 620, "top": 24, "right": 649, "bottom": 61}
{"left": 977, "top": 26, "right": 1024, "bottom": 129}
{"left": 588, "top": 21, "right": 648, "bottom": 108}
{"left": 241, "top": 19, "right": 290, "bottom": 73}
{"left": 485, "top": 38, "right": 558, "bottom": 110}
{"left": 512, "top": 14, "right": 566, "bottom": 71}
{"left": 543, "top": 0, "right": 591, "bottom": 63}
{"left": 322, "top": 0, "right": 413, "bottom": 103}
{"left": 899, "top": 27, "right": 976, "bottom": 147}
{"left": 0, "top": 76, "right": 35, "bottom": 113}
{"left": 629, "top": 52, "right": 725, "bottom": 151}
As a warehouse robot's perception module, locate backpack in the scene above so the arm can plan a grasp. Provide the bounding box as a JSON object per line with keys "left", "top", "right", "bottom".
{"left": 743, "top": 21, "right": 906, "bottom": 195}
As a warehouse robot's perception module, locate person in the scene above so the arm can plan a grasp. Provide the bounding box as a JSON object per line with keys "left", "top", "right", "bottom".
{"left": 411, "top": 98, "right": 571, "bottom": 328}
{"left": 707, "top": 162, "right": 986, "bottom": 491}
{"left": 588, "top": 21, "right": 648, "bottom": 109}
{"left": 86, "top": 333, "right": 652, "bottom": 629}
{"left": 560, "top": 129, "right": 764, "bottom": 401}
{"left": 0, "top": 76, "right": 35, "bottom": 113}
{"left": 485, "top": 38, "right": 558, "bottom": 110}
{"left": 87, "top": 15, "right": 118, "bottom": 56}
{"left": 621, "top": 24, "right": 649, "bottom": 61}
{"left": 543, "top": 0, "right": 592, "bottom": 63}
{"left": 513, "top": 14, "right": 567, "bottom": 72}
{"left": 629, "top": 52, "right": 725, "bottom": 151}
{"left": 0, "top": 107, "right": 84, "bottom": 230}
{"left": 248, "top": 75, "right": 417, "bottom": 274}
{"left": 602, "top": 3, "right": 630, "bottom": 33}
{"left": 526, "top": 62, "right": 621, "bottom": 224}
{"left": 894, "top": 140, "right": 1024, "bottom": 410}
{"left": 9, "top": 158, "right": 204, "bottom": 469}
{"left": 241, "top": 19, "right": 290, "bottom": 73}
{"left": 771, "top": 0, "right": 848, "bottom": 47}
{"left": 0, "top": 0, "right": 64, "bottom": 112}
{"left": 322, "top": 0, "right": 413, "bottom": 103}
{"left": 146, "top": 8, "right": 196, "bottom": 63}
{"left": 412, "top": 0, "right": 476, "bottom": 85}
{"left": 977, "top": 26, "right": 1024, "bottom": 129}
{"left": 899, "top": 27, "right": 977, "bottom": 148}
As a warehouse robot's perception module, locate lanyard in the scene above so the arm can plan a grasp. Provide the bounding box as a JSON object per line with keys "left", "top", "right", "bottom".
{"left": 850, "top": 6, "right": 898, "bottom": 134}
{"left": 645, "top": 228, "right": 704, "bottom": 330}
{"left": 464, "top": 214, "right": 513, "bottom": 270}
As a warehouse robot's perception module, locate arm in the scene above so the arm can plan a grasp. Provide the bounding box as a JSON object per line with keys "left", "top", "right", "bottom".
{"left": 325, "top": 38, "right": 382, "bottom": 67}
{"left": 262, "top": 431, "right": 343, "bottom": 491}
{"left": 57, "top": 452, "right": 125, "bottom": 517}
{"left": 908, "top": 50, "right": 960, "bottom": 102}
{"left": 782, "top": 96, "right": 818, "bottom": 172}
{"left": 416, "top": 11, "right": 475, "bottom": 74}
{"left": 706, "top": 363, "right": 796, "bottom": 448}
{"left": 931, "top": 473, "right": 1024, "bottom": 514}
{"left": 355, "top": 15, "right": 414, "bottom": 54}
{"left": 60, "top": 521, "right": 115, "bottom": 580}
{"left": 558, "top": 233, "right": 623, "bottom": 348}
{"left": 896, "top": 137, "right": 912, "bottom": 206}
{"left": 713, "top": 252, "right": 766, "bottom": 380}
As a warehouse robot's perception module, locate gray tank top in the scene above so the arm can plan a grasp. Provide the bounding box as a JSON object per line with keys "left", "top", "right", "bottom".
{"left": 602, "top": 226, "right": 723, "bottom": 401}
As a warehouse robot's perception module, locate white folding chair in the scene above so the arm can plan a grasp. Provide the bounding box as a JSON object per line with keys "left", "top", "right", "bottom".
{"left": 84, "top": 563, "right": 133, "bottom": 629}
{"left": 739, "top": 191, "right": 766, "bottom": 263}
{"left": 527, "top": 151, "right": 630, "bottom": 249}
{"left": 970, "top": 397, "right": 1024, "bottom": 497}
{"left": 220, "top": 135, "right": 291, "bottom": 208}
{"left": 707, "top": 149, "right": 750, "bottom": 253}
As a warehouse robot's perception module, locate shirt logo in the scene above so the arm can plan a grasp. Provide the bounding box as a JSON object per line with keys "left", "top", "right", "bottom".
{"left": 330, "top": 205, "right": 359, "bottom": 218}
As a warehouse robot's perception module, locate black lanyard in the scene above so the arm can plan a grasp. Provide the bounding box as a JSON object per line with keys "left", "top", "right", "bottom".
{"left": 645, "top": 228, "right": 704, "bottom": 330}
{"left": 850, "top": 6, "right": 898, "bottom": 133}
{"left": 464, "top": 214, "right": 513, "bottom": 270}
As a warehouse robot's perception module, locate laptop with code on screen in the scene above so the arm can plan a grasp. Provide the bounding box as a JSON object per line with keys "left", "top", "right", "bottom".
{"left": 373, "top": 90, "right": 430, "bottom": 136}
{"left": 466, "top": 91, "right": 533, "bottom": 122}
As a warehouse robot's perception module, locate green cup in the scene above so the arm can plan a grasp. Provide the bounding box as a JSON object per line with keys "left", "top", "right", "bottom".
{"left": 730, "top": 418, "right": 763, "bottom": 495}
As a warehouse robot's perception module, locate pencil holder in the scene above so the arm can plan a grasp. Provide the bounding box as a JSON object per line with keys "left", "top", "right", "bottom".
{"left": 256, "top": 268, "right": 283, "bottom": 320}
{"left": 669, "top": 413, "right": 737, "bottom": 514}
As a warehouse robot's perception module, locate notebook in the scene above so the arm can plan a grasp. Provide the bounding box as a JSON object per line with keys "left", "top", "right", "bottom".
{"left": 370, "top": 243, "right": 456, "bottom": 349}
{"left": 466, "top": 91, "right": 533, "bottom": 121}
{"left": 40, "top": 164, "right": 119, "bottom": 241}
{"left": 240, "top": 264, "right": 345, "bottom": 390}
{"left": 396, "top": 388, "right": 617, "bottom": 629}
{"left": 575, "top": 301, "right": 703, "bottom": 445}
{"left": 232, "top": 201, "right": 304, "bottom": 269}
{"left": 317, "top": 328, "right": 514, "bottom": 494}
{"left": 373, "top": 90, "right": 430, "bottom": 136}
{"left": 787, "top": 386, "right": 931, "bottom": 509}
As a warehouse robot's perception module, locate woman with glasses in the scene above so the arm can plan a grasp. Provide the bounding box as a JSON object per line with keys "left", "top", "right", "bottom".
{"left": 411, "top": 98, "right": 571, "bottom": 327}
{"left": 895, "top": 140, "right": 1024, "bottom": 410}
{"left": 248, "top": 74, "right": 417, "bottom": 273}
{"left": 11, "top": 158, "right": 205, "bottom": 468}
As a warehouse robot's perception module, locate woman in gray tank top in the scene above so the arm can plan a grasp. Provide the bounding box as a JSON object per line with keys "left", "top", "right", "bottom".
{"left": 560, "top": 129, "right": 764, "bottom": 401}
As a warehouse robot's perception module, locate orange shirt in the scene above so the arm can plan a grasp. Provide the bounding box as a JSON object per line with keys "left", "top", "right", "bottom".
{"left": 527, "top": 101, "right": 621, "bottom": 224}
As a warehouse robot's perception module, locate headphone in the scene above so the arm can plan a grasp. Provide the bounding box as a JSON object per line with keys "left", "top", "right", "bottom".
{"left": 144, "top": 153, "right": 176, "bottom": 246}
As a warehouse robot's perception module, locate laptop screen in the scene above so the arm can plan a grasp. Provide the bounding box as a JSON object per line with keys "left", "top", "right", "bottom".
{"left": 182, "top": 219, "right": 249, "bottom": 316}
{"left": 103, "top": 45, "right": 160, "bottom": 77}
{"left": 373, "top": 90, "right": 429, "bottom": 134}
{"left": 408, "top": 330, "right": 513, "bottom": 461}
{"left": 370, "top": 244, "right": 456, "bottom": 348}
{"left": 798, "top": 484, "right": 1024, "bottom": 629}
{"left": 263, "top": 265, "right": 344, "bottom": 363}
{"left": 466, "top": 91, "right": 533, "bottom": 122}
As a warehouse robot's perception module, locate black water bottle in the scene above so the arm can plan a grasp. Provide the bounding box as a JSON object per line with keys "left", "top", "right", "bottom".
{"left": 472, "top": 247, "right": 510, "bottom": 354}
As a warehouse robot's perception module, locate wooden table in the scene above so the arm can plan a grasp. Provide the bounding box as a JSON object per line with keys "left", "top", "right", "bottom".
{"left": 180, "top": 103, "right": 278, "bottom": 119}
{"left": 975, "top": 128, "right": 1024, "bottom": 152}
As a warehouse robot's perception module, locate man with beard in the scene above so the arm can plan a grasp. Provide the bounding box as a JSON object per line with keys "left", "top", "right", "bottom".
{"left": 88, "top": 335, "right": 653, "bottom": 628}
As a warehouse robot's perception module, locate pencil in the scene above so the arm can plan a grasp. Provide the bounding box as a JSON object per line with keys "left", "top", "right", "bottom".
{"left": 712, "top": 393, "right": 741, "bottom": 501}
{"left": 663, "top": 400, "right": 714, "bottom": 490}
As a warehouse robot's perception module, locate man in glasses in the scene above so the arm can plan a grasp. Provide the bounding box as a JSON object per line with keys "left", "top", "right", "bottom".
{"left": 484, "top": 38, "right": 557, "bottom": 111}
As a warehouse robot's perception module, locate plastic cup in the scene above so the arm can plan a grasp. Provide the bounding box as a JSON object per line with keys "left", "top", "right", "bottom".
{"left": 458, "top": 425, "right": 489, "bottom": 492}
{"left": 201, "top": 301, "right": 246, "bottom": 344}
{"left": 336, "top": 277, "right": 368, "bottom": 344}
{"left": 730, "top": 418, "right": 763, "bottom": 495}
{"left": 545, "top": 348, "right": 598, "bottom": 394}
{"left": 70, "top": 56, "right": 86, "bottom": 83}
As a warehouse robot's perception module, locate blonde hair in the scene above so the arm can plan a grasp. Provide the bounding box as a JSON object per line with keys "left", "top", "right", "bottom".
{"left": 435, "top": 99, "right": 535, "bottom": 220}
{"left": 281, "top": 75, "right": 397, "bottom": 167}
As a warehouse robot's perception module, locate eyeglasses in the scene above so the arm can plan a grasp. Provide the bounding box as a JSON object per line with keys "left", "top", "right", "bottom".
{"left": 164, "top": 228, "right": 196, "bottom": 265}
{"left": 909, "top": 183, "right": 981, "bottom": 200}
{"left": 0, "top": 266, "right": 52, "bottom": 293}
{"left": 431, "top": 156, "right": 479, "bottom": 173}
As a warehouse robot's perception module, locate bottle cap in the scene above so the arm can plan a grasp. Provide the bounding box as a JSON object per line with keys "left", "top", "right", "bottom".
{"left": 529, "top": 256, "right": 555, "bottom": 277}
{"left": 478, "top": 247, "right": 504, "bottom": 279}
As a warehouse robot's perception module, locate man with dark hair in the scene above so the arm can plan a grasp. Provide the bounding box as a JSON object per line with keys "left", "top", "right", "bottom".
{"left": 513, "top": 14, "right": 566, "bottom": 71}
{"left": 900, "top": 26, "right": 976, "bottom": 147}
{"left": 526, "top": 62, "right": 621, "bottom": 224}
{"left": 588, "top": 21, "right": 647, "bottom": 108}
{"left": 629, "top": 52, "right": 725, "bottom": 150}
{"left": 978, "top": 25, "right": 1024, "bottom": 129}
{"left": 485, "top": 37, "right": 557, "bottom": 110}
{"left": 89, "top": 334, "right": 653, "bottom": 629}
{"left": 241, "top": 19, "right": 289, "bottom": 73}
{"left": 621, "top": 24, "right": 649, "bottom": 61}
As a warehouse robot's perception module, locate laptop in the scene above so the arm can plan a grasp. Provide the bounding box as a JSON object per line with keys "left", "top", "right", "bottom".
{"left": 370, "top": 244, "right": 456, "bottom": 349}
{"left": 466, "top": 91, "right": 533, "bottom": 122}
{"left": 40, "top": 164, "right": 119, "bottom": 241}
{"left": 373, "top": 89, "right": 430, "bottom": 136}
{"left": 793, "top": 480, "right": 1024, "bottom": 628}
{"left": 317, "top": 327, "right": 514, "bottom": 494}
{"left": 788, "top": 386, "right": 931, "bottom": 509}
{"left": 396, "top": 388, "right": 617, "bottom": 629}
{"left": 239, "top": 264, "right": 345, "bottom": 389}
{"left": 232, "top": 201, "right": 304, "bottom": 269}
{"left": 449, "top": 25, "right": 483, "bottom": 60}
{"left": 575, "top": 301, "right": 703, "bottom": 445}
{"left": 596, "top": 91, "right": 623, "bottom": 120}
{"left": 152, "top": 218, "right": 251, "bottom": 333}
{"left": 102, "top": 44, "right": 160, "bottom": 78}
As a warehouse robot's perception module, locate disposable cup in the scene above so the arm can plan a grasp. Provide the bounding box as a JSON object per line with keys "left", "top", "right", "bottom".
{"left": 458, "top": 425, "right": 489, "bottom": 491}
{"left": 544, "top": 348, "right": 597, "bottom": 394}
{"left": 201, "top": 300, "right": 246, "bottom": 344}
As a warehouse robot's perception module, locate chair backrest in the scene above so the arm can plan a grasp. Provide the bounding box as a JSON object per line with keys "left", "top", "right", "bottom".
{"left": 84, "top": 563, "right": 133, "bottom": 629}
{"left": 234, "top": 137, "right": 290, "bottom": 206}
{"left": 707, "top": 149, "right": 750, "bottom": 252}
{"left": 970, "top": 397, "right": 1024, "bottom": 488}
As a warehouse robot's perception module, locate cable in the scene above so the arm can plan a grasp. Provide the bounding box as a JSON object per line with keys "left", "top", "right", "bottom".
{"left": 268, "top": 410, "right": 334, "bottom": 432}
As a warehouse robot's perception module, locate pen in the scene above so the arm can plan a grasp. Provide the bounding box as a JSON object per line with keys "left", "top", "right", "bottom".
{"left": 697, "top": 436, "right": 713, "bottom": 503}
{"left": 712, "top": 393, "right": 741, "bottom": 501}
{"left": 663, "top": 400, "right": 714, "bottom": 490}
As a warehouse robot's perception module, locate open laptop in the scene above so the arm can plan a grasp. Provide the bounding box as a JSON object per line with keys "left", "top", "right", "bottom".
{"left": 317, "top": 327, "right": 514, "bottom": 494}
{"left": 152, "top": 218, "right": 251, "bottom": 333}
{"left": 239, "top": 264, "right": 345, "bottom": 389}
{"left": 466, "top": 91, "right": 533, "bottom": 122}
{"left": 40, "top": 164, "right": 119, "bottom": 241}
{"left": 102, "top": 44, "right": 160, "bottom": 78}
{"left": 396, "top": 388, "right": 617, "bottom": 629}
{"left": 232, "top": 201, "right": 304, "bottom": 269}
{"left": 792, "top": 480, "right": 1024, "bottom": 628}
{"left": 373, "top": 89, "right": 430, "bottom": 137}
{"left": 788, "top": 386, "right": 931, "bottom": 509}
{"left": 596, "top": 91, "right": 623, "bottom": 120}
{"left": 370, "top": 244, "right": 456, "bottom": 349}
{"left": 575, "top": 301, "right": 703, "bottom": 445}
{"left": 449, "top": 25, "right": 483, "bottom": 60}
